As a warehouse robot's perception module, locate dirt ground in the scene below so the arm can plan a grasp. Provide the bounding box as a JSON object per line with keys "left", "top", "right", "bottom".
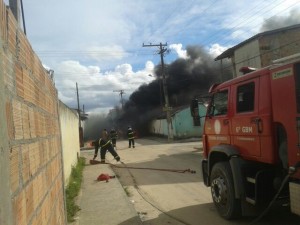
{"left": 108, "top": 138, "right": 299, "bottom": 225}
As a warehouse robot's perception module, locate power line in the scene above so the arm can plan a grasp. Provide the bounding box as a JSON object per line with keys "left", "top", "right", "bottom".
{"left": 181, "top": 0, "right": 299, "bottom": 49}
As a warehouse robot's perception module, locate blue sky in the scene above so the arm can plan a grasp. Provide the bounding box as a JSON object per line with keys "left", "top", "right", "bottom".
{"left": 6, "top": 0, "right": 300, "bottom": 113}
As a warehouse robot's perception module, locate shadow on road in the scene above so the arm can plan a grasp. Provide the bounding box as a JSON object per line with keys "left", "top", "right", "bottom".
{"left": 118, "top": 203, "right": 299, "bottom": 225}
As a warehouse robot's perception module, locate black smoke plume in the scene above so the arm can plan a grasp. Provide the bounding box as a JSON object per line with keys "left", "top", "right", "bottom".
{"left": 117, "top": 45, "right": 220, "bottom": 136}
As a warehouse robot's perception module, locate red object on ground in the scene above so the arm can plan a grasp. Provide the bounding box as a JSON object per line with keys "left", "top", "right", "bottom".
{"left": 97, "top": 173, "right": 115, "bottom": 182}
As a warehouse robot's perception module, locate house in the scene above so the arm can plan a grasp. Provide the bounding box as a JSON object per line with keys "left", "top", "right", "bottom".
{"left": 215, "top": 24, "right": 300, "bottom": 78}
{"left": 150, "top": 104, "right": 207, "bottom": 139}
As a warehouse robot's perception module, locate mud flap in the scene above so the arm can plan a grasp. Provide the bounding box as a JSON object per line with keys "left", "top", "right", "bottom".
{"left": 290, "top": 182, "right": 300, "bottom": 216}
{"left": 229, "top": 156, "right": 257, "bottom": 216}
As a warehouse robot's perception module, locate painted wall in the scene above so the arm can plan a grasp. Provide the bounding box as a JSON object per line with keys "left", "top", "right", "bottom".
{"left": 59, "top": 101, "right": 80, "bottom": 185}
{"left": 232, "top": 27, "right": 300, "bottom": 77}
{"left": 260, "top": 29, "right": 300, "bottom": 67}
{"left": 0, "top": 2, "right": 66, "bottom": 224}
{"left": 234, "top": 40, "right": 261, "bottom": 77}
{"left": 151, "top": 104, "right": 207, "bottom": 138}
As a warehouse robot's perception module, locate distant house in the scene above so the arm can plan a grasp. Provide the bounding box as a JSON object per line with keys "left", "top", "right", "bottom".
{"left": 215, "top": 24, "right": 300, "bottom": 78}
{"left": 150, "top": 104, "right": 207, "bottom": 139}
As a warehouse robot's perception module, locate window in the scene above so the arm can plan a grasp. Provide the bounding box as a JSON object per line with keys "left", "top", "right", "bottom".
{"left": 208, "top": 90, "right": 228, "bottom": 116}
{"left": 237, "top": 82, "right": 255, "bottom": 113}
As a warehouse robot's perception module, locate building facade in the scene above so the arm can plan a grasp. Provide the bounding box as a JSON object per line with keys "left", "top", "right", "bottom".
{"left": 216, "top": 24, "right": 300, "bottom": 78}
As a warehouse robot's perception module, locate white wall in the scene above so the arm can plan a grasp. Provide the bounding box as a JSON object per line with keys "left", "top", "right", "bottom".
{"left": 59, "top": 101, "right": 80, "bottom": 185}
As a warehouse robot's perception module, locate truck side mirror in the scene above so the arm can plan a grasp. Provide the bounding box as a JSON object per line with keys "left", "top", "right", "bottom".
{"left": 190, "top": 99, "right": 201, "bottom": 126}
{"left": 208, "top": 105, "right": 215, "bottom": 118}
{"left": 190, "top": 99, "right": 199, "bottom": 117}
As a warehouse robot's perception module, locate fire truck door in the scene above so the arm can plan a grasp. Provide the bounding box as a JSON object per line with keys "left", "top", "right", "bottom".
{"left": 231, "top": 80, "right": 262, "bottom": 157}
{"left": 205, "top": 89, "right": 231, "bottom": 150}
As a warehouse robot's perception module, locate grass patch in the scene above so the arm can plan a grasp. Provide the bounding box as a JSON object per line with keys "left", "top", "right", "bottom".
{"left": 66, "top": 157, "right": 86, "bottom": 222}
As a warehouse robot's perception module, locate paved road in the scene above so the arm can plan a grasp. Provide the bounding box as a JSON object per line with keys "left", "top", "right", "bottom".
{"left": 109, "top": 138, "right": 299, "bottom": 225}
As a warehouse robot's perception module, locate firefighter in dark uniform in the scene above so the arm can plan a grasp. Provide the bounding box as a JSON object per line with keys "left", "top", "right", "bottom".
{"left": 110, "top": 128, "right": 118, "bottom": 148}
{"left": 127, "top": 126, "right": 135, "bottom": 148}
{"left": 93, "top": 129, "right": 120, "bottom": 163}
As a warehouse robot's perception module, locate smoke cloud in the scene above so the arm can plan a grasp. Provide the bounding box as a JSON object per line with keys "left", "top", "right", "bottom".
{"left": 260, "top": 8, "right": 300, "bottom": 32}
{"left": 83, "top": 45, "right": 221, "bottom": 140}
{"left": 117, "top": 45, "right": 220, "bottom": 136}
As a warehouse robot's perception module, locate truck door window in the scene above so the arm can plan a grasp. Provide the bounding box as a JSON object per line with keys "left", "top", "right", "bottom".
{"left": 208, "top": 90, "right": 228, "bottom": 116}
{"left": 237, "top": 82, "right": 255, "bottom": 113}
{"left": 295, "top": 63, "right": 300, "bottom": 113}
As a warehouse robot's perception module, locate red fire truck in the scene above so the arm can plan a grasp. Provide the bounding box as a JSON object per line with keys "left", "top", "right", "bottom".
{"left": 191, "top": 54, "right": 300, "bottom": 219}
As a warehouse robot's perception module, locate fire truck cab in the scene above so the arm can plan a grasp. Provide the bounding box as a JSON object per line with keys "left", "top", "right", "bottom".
{"left": 194, "top": 54, "right": 300, "bottom": 219}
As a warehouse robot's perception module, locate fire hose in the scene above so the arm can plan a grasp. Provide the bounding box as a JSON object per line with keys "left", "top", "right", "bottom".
{"left": 250, "top": 162, "right": 300, "bottom": 224}
{"left": 90, "top": 159, "right": 196, "bottom": 174}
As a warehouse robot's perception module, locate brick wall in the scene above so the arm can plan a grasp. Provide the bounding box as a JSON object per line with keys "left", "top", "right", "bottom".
{"left": 0, "top": 1, "right": 66, "bottom": 225}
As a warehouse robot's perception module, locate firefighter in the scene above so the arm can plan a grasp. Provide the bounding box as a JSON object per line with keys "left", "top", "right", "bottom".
{"left": 127, "top": 126, "right": 135, "bottom": 148}
{"left": 93, "top": 129, "right": 121, "bottom": 163}
{"left": 110, "top": 128, "right": 118, "bottom": 148}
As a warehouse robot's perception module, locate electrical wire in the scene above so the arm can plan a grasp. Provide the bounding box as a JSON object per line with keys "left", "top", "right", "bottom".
{"left": 217, "top": 1, "right": 300, "bottom": 48}
{"left": 201, "top": 0, "right": 292, "bottom": 47}
{"left": 154, "top": 0, "right": 218, "bottom": 43}
{"left": 29, "top": 1, "right": 300, "bottom": 65}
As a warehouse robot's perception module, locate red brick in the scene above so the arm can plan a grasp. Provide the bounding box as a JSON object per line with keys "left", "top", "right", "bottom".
{"left": 21, "top": 144, "right": 30, "bottom": 183}
{"left": 28, "top": 108, "right": 36, "bottom": 138}
{"left": 13, "top": 190, "right": 26, "bottom": 225}
{"left": 25, "top": 182, "right": 34, "bottom": 223}
{"left": 15, "top": 64, "right": 24, "bottom": 98}
{"left": 9, "top": 146, "right": 19, "bottom": 193}
{"left": 6, "top": 101, "right": 14, "bottom": 139}
{"left": 6, "top": 9, "right": 17, "bottom": 54}
{"left": 12, "top": 100, "right": 23, "bottom": 140}
{"left": 22, "top": 103, "right": 30, "bottom": 139}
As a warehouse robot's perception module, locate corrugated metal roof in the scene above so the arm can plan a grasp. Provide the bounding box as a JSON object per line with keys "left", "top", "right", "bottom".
{"left": 215, "top": 24, "right": 300, "bottom": 61}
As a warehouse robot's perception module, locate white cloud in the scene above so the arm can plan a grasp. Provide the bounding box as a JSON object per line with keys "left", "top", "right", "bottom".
{"left": 169, "top": 43, "right": 188, "bottom": 59}
{"left": 54, "top": 60, "right": 154, "bottom": 113}
{"left": 208, "top": 43, "right": 230, "bottom": 58}
{"left": 86, "top": 45, "right": 128, "bottom": 62}
{"left": 115, "top": 64, "right": 133, "bottom": 75}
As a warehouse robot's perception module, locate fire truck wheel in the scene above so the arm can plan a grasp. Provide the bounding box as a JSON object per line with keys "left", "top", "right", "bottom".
{"left": 210, "top": 161, "right": 241, "bottom": 219}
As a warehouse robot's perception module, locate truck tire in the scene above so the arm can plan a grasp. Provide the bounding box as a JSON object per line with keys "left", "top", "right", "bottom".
{"left": 210, "top": 162, "right": 241, "bottom": 219}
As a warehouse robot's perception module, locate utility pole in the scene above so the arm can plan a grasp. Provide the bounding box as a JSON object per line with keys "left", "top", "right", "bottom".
{"left": 143, "top": 42, "right": 173, "bottom": 141}
{"left": 113, "top": 89, "right": 125, "bottom": 109}
{"left": 9, "top": 0, "right": 26, "bottom": 35}
{"left": 76, "top": 82, "right": 84, "bottom": 147}
{"left": 76, "top": 82, "right": 81, "bottom": 127}
{"left": 9, "top": 0, "right": 20, "bottom": 25}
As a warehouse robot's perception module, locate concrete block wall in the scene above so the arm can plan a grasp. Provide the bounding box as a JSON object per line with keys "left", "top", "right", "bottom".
{"left": 0, "top": 1, "right": 66, "bottom": 225}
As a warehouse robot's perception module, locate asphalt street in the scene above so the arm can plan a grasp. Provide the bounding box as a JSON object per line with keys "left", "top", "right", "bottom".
{"left": 75, "top": 138, "right": 300, "bottom": 225}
